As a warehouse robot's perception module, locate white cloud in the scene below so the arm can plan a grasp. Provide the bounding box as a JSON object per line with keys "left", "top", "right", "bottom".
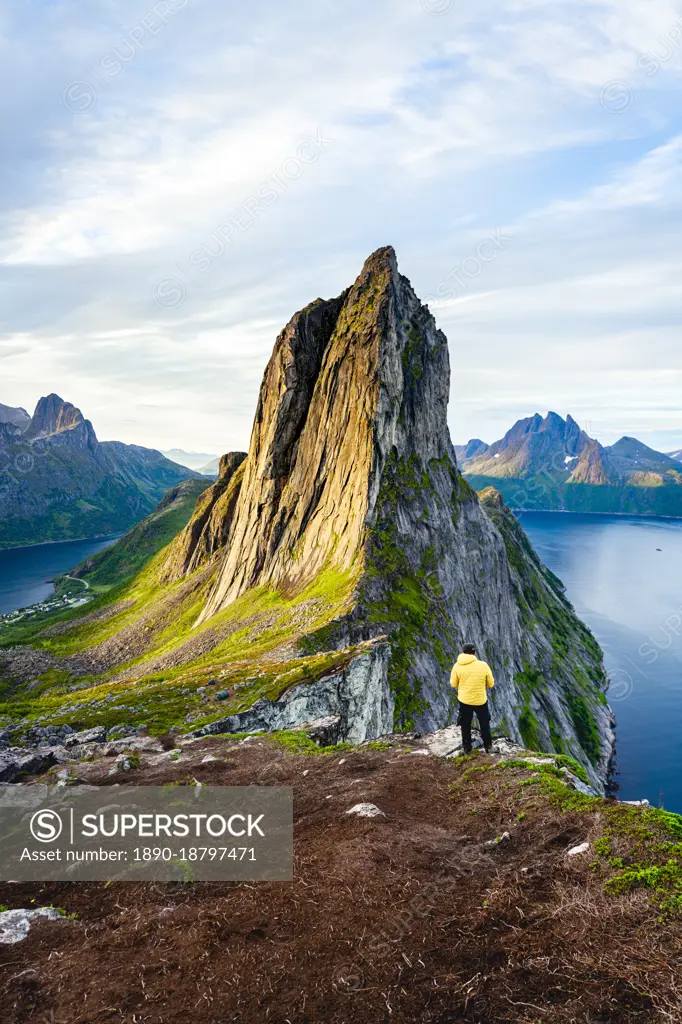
{"left": 1, "top": 0, "right": 681, "bottom": 451}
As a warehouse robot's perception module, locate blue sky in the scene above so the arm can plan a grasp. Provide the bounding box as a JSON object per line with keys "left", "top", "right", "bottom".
{"left": 1, "top": 0, "right": 681, "bottom": 454}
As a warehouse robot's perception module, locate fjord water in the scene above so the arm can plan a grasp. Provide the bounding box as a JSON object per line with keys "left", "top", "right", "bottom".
{"left": 0, "top": 537, "right": 117, "bottom": 614}
{"left": 518, "top": 512, "right": 682, "bottom": 810}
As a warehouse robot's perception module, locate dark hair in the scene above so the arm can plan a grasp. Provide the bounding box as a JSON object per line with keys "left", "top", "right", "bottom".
{"left": 462, "top": 643, "right": 476, "bottom": 655}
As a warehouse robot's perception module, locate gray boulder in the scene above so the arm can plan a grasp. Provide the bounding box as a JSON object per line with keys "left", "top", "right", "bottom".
{"left": 51, "top": 745, "right": 78, "bottom": 764}
{"left": 27, "top": 724, "right": 74, "bottom": 747}
{"left": 64, "top": 726, "right": 107, "bottom": 748}
{"left": 558, "top": 767, "right": 599, "bottom": 797}
{"left": 0, "top": 908, "right": 64, "bottom": 944}
{"left": 307, "top": 715, "right": 342, "bottom": 746}
{"left": 107, "top": 753, "right": 136, "bottom": 775}
{"left": 345, "top": 803, "right": 385, "bottom": 818}
{"left": 0, "top": 747, "right": 56, "bottom": 783}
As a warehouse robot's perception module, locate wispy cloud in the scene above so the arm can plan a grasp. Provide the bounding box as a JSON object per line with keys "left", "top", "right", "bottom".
{"left": 1, "top": 0, "right": 681, "bottom": 452}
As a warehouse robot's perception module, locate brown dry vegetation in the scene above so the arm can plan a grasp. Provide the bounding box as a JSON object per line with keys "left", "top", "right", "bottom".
{"left": 2, "top": 739, "right": 681, "bottom": 1024}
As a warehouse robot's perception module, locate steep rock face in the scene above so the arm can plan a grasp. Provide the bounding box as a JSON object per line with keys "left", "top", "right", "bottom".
{"left": 568, "top": 439, "right": 615, "bottom": 485}
{"left": 194, "top": 642, "right": 393, "bottom": 745}
{"left": 198, "top": 247, "right": 453, "bottom": 619}
{"left": 198, "top": 291, "right": 356, "bottom": 614}
{"left": 171, "top": 247, "right": 612, "bottom": 788}
{"left": 25, "top": 394, "right": 86, "bottom": 439}
{"left": 0, "top": 422, "right": 23, "bottom": 451}
{"left": 161, "top": 452, "right": 247, "bottom": 579}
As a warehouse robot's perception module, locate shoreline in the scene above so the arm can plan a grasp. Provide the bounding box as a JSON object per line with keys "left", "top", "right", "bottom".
{"left": 512, "top": 508, "right": 682, "bottom": 523}
{"left": 0, "top": 533, "right": 122, "bottom": 554}
{"left": 0, "top": 536, "right": 120, "bottom": 618}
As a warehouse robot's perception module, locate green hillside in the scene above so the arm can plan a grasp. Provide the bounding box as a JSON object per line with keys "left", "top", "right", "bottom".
{"left": 70, "top": 477, "right": 211, "bottom": 591}
{"left": 467, "top": 475, "right": 682, "bottom": 517}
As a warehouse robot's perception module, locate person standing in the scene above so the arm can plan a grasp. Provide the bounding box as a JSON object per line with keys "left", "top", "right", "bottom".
{"left": 450, "top": 643, "right": 495, "bottom": 754}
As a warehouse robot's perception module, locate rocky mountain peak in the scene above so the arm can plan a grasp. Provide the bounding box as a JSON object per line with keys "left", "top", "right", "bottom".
{"left": 610, "top": 436, "right": 639, "bottom": 452}
{"left": 464, "top": 410, "right": 604, "bottom": 479}
{"left": 195, "top": 243, "right": 449, "bottom": 619}
{"left": 153, "top": 248, "right": 613, "bottom": 784}
{"left": 605, "top": 436, "right": 681, "bottom": 476}
{"left": 460, "top": 411, "right": 682, "bottom": 515}
{"left": 217, "top": 451, "right": 248, "bottom": 480}
{"left": 1, "top": 395, "right": 199, "bottom": 548}
{"left": 543, "top": 410, "right": 566, "bottom": 432}
{"left": 609, "top": 436, "right": 669, "bottom": 459}
{"left": 25, "top": 394, "right": 89, "bottom": 441}
{"left": 454, "top": 438, "right": 489, "bottom": 463}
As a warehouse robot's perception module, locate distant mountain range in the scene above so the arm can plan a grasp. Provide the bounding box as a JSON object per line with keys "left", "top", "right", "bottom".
{"left": 0, "top": 394, "right": 203, "bottom": 548}
{"left": 457, "top": 412, "right": 682, "bottom": 517}
{"left": 669, "top": 448, "right": 682, "bottom": 463}
{"left": 160, "top": 448, "right": 220, "bottom": 474}
{"left": 0, "top": 402, "right": 30, "bottom": 431}
{"left": 196, "top": 457, "right": 221, "bottom": 476}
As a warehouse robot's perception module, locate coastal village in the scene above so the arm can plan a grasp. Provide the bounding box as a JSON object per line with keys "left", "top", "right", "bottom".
{"left": 0, "top": 582, "right": 90, "bottom": 629}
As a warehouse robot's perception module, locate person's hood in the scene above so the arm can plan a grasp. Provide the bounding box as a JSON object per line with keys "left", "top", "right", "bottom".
{"left": 457, "top": 653, "right": 477, "bottom": 665}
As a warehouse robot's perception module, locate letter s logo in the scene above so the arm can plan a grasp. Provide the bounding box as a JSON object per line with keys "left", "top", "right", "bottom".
{"left": 30, "top": 809, "right": 63, "bottom": 843}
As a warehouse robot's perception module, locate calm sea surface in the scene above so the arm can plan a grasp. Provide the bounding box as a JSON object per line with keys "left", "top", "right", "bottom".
{"left": 518, "top": 512, "right": 682, "bottom": 810}
{"left": 0, "top": 537, "right": 118, "bottom": 614}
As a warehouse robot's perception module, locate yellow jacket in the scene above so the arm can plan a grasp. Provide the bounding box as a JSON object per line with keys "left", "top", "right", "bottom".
{"left": 450, "top": 653, "right": 494, "bottom": 706}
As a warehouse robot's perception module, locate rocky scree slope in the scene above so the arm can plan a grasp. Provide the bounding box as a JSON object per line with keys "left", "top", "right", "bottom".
{"left": 0, "top": 394, "right": 202, "bottom": 548}
{"left": 1, "top": 250, "right": 613, "bottom": 790}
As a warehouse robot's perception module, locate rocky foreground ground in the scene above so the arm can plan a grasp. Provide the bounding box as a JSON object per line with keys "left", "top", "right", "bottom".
{"left": 1, "top": 730, "right": 681, "bottom": 1024}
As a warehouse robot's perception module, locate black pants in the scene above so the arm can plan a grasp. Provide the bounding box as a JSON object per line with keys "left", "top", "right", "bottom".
{"left": 459, "top": 701, "right": 492, "bottom": 752}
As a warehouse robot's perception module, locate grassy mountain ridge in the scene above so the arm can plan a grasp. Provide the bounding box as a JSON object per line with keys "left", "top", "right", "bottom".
{"left": 70, "top": 477, "right": 211, "bottom": 590}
